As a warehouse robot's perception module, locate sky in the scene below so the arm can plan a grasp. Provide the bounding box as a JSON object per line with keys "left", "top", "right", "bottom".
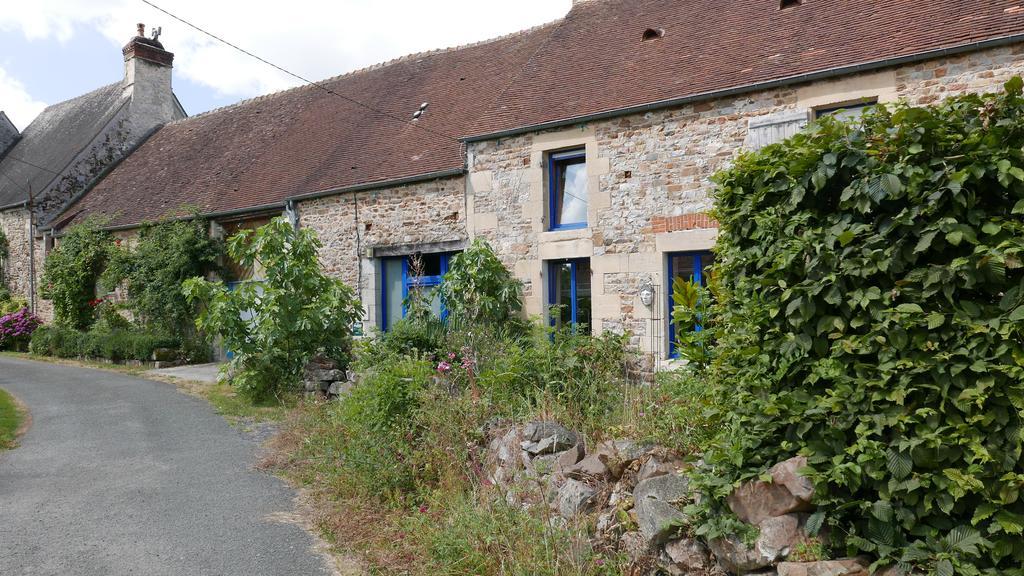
{"left": 0, "top": 0, "right": 573, "bottom": 131}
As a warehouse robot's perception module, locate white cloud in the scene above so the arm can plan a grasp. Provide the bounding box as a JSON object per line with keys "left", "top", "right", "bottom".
{"left": 0, "top": 0, "right": 572, "bottom": 101}
{"left": 0, "top": 66, "right": 47, "bottom": 130}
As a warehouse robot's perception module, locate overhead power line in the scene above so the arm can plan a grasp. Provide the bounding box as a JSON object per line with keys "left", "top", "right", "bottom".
{"left": 139, "top": 0, "right": 463, "bottom": 144}
{"left": 3, "top": 155, "right": 63, "bottom": 176}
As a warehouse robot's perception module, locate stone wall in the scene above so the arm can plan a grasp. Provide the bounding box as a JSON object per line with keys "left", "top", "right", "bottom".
{"left": 466, "top": 42, "right": 1024, "bottom": 361}
{"left": 297, "top": 175, "right": 467, "bottom": 329}
{"left": 0, "top": 207, "right": 32, "bottom": 301}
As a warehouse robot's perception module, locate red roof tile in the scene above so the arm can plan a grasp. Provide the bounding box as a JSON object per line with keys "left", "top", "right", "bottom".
{"left": 468, "top": 0, "right": 1024, "bottom": 138}
{"left": 61, "top": 0, "right": 1024, "bottom": 229}
{"left": 63, "top": 23, "right": 557, "bottom": 228}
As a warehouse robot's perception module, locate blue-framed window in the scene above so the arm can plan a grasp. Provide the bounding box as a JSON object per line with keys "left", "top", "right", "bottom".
{"left": 547, "top": 259, "right": 592, "bottom": 330}
{"left": 548, "top": 149, "right": 588, "bottom": 230}
{"left": 380, "top": 252, "right": 453, "bottom": 331}
{"left": 668, "top": 251, "right": 714, "bottom": 358}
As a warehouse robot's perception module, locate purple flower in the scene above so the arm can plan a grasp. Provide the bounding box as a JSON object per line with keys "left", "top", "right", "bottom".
{"left": 0, "top": 308, "right": 41, "bottom": 349}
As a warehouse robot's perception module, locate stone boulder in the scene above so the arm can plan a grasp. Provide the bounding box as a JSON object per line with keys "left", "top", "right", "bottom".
{"left": 709, "top": 513, "right": 806, "bottom": 573}
{"left": 522, "top": 421, "right": 578, "bottom": 455}
{"left": 637, "top": 453, "right": 685, "bottom": 484}
{"left": 554, "top": 443, "right": 585, "bottom": 475}
{"left": 727, "top": 456, "right": 815, "bottom": 525}
{"left": 661, "top": 537, "right": 723, "bottom": 575}
{"left": 777, "top": 558, "right": 870, "bottom": 576}
{"left": 563, "top": 453, "right": 612, "bottom": 481}
{"left": 633, "top": 473, "right": 690, "bottom": 546}
{"left": 556, "top": 478, "right": 598, "bottom": 517}
{"left": 595, "top": 439, "right": 651, "bottom": 479}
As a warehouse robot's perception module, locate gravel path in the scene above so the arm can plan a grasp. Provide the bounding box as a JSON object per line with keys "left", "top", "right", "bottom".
{"left": 0, "top": 356, "right": 333, "bottom": 576}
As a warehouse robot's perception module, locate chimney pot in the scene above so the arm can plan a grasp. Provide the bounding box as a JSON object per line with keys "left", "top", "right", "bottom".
{"left": 137, "top": 23, "right": 145, "bottom": 37}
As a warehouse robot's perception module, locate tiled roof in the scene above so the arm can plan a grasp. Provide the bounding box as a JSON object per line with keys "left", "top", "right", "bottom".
{"left": 0, "top": 82, "right": 128, "bottom": 210}
{"left": 60, "top": 0, "right": 1024, "bottom": 229}
{"left": 61, "top": 24, "right": 558, "bottom": 229}
{"left": 468, "top": 0, "right": 1024, "bottom": 138}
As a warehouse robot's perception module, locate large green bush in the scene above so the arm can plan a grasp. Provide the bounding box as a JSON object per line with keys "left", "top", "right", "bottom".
{"left": 184, "top": 218, "right": 363, "bottom": 400}
{"left": 700, "top": 79, "right": 1024, "bottom": 574}
{"left": 40, "top": 218, "right": 112, "bottom": 330}
{"left": 102, "top": 217, "right": 222, "bottom": 335}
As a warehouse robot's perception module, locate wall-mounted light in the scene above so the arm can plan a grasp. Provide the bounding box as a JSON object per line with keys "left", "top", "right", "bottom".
{"left": 639, "top": 282, "right": 655, "bottom": 307}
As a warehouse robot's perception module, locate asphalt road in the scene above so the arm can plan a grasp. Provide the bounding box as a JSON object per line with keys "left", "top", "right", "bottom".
{"left": 0, "top": 356, "right": 333, "bottom": 576}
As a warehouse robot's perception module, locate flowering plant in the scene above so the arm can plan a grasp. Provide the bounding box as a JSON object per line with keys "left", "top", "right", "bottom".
{"left": 0, "top": 308, "right": 42, "bottom": 351}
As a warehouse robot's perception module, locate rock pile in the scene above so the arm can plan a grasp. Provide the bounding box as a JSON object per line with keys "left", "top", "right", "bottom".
{"left": 483, "top": 421, "right": 872, "bottom": 576}
{"left": 302, "top": 355, "right": 353, "bottom": 398}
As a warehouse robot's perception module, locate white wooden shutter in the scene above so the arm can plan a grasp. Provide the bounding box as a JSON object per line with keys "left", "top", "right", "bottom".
{"left": 745, "top": 109, "right": 810, "bottom": 151}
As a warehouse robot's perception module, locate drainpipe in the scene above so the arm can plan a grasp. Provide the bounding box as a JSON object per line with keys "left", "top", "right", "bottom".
{"left": 27, "top": 184, "right": 35, "bottom": 314}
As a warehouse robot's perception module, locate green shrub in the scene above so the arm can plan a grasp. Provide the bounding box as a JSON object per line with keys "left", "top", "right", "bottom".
{"left": 439, "top": 238, "right": 523, "bottom": 325}
{"left": 40, "top": 218, "right": 113, "bottom": 330}
{"left": 29, "top": 324, "right": 179, "bottom": 362}
{"left": 184, "top": 218, "right": 363, "bottom": 401}
{"left": 699, "top": 79, "right": 1024, "bottom": 574}
{"left": 102, "top": 217, "right": 222, "bottom": 335}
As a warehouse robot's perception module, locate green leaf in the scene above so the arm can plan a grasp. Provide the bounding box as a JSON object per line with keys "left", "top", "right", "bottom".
{"left": 947, "top": 230, "right": 964, "bottom": 246}
{"left": 1010, "top": 306, "right": 1024, "bottom": 322}
{"left": 927, "top": 312, "right": 945, "bottom": 329}
{"left": 805, "top": 510, "right": 826, "bottom": 536}
{"left": 880, "top": 173, "right": 903, "bottom": 196}
{"left": 838, "top": 230, "right": 855, "bottom": 246}
{"left": 915, "top": 231, "right": 937, "bottom": 253}
{"left": 1007, "top": 75, "right": 1024, "bottom": 95}
{"left": 1013, "top": 199, "right": 1024, "bottom": 214}
{"left": 935, "top": 560, "right": 954, "bottom": 576}
{"left": 886, "top": 449, "right": 913, "bottom": 480}
{"left": 896, "top": 303, "right": 924, "bottom": 314}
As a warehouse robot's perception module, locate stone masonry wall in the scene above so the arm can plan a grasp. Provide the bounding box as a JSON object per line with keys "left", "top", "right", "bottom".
{"left": 297, "top": 175, "right": 467, "bottom": 328}
{"left": 0, "top": 207, "right": 32, "bottom": 301}
{"left": 467, "top": 42, "right": 1024, "bottom": 360}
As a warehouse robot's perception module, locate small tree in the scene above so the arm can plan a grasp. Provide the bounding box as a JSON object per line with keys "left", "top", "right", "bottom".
{"left": 40, "top": 218, "right": 112, "bottom": 329}
{"left": 183, "top": 218, "right": 362, "bottom": 401}
{"left": 440, "top": 238, "right": 523, "bottom": 325}
{"left": 670, "top": 276, "right": 717, "bottom": 369}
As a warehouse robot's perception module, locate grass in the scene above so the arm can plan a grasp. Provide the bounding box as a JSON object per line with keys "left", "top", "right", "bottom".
{"left": 0, "top": 387, "right": 24, "bottom": 450}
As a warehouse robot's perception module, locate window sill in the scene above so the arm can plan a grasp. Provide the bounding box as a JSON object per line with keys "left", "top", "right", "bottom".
{"left": 540, "top": 226, "right": 591, "bottom": 243}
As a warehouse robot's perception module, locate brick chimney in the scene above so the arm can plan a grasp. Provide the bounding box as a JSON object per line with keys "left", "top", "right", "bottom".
{"left": 122, "top": 23, "right": 179, "bottom": 130}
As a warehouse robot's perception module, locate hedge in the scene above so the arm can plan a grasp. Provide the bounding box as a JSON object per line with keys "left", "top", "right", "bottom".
{"left": 29, "top": 325, "right": 180, "bottom": 363}
{"left": 700, "top": 78, "right": 1024, "bottom": 575}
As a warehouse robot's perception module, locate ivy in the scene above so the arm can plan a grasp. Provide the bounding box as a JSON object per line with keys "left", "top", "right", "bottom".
{"left": 40, "top": 218, "right": 112, "bottom": 330}
{"left": 698, "top": 78, "right": 1024, "bottom": 575}
{"left": 102, "top": 217, "right": 222, "bottom": 335}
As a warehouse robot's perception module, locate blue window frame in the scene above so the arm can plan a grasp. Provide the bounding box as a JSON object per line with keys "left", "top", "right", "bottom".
{"left": 668, "top": 251, "right": 714, "bottom": 358}
{"left": 547, "top": 259, "right": 592, "bottom": 330}
{"left": 548, "top": 149, "right": 588, "bottom": 230}
{"left": 380, "top": 252, "right": 452, "bottom": 331}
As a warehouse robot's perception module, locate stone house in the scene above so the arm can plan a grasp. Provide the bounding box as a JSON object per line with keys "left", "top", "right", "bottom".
{"left": 39, "top": 0, "right": 1024, "bottom": 362}
{"left": 0, "top": 24, "right": 184, "bottom": 311}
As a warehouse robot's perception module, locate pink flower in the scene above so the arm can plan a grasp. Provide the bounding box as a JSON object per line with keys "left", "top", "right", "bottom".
{"left": 418, "top": 504, "right": 429, "bottom": 514}
{"left": 447, "top": 352, "right": 457, "bottom": 360}
{"left": 437, "top": 361, "right": 452, "bottom": 373}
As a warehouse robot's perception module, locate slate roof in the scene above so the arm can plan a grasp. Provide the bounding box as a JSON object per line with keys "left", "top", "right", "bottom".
{"left": 57, "top": 0, "right": 1024, "bottom": 230}
{"left": 61, "top": 24, "right": 557, "bottom": 229}
{"left": 0, "top": 82, "right": 128, "bottom": 210}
